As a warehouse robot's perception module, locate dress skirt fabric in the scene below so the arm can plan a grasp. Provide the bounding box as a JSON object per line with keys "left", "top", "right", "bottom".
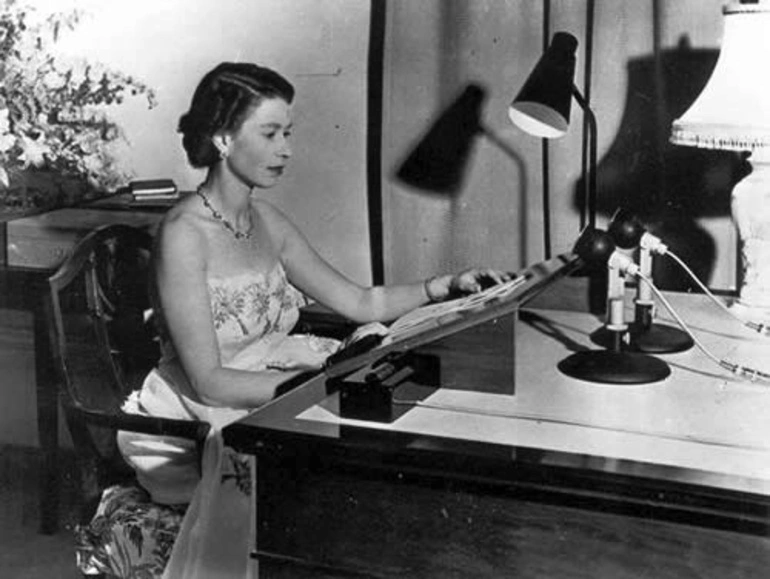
{"left": 119, "top": 370, "right": 256, "bottom": 578}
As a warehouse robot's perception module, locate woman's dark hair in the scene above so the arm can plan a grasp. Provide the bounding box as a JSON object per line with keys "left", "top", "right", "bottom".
{"left": 178, "top": 62, "right": 295, "bottom": 168}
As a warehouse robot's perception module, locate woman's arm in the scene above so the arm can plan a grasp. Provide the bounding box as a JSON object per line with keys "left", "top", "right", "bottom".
{"left": 154, "top": 213, "right": 311, "bottom": 409}
{"left": 258, "top": 201, "right": 510, "bottom": 323}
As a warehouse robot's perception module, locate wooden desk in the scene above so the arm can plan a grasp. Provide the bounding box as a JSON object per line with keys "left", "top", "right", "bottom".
{"left": 0, "top": 194, "right": 170, "bottom": 533}
{"left": 224, "top": 292, "right": 770, "bottom": 578}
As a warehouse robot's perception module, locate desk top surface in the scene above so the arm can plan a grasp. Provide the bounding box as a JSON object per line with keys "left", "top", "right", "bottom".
{"left": 225, "top": 290, "right": 770, "bottom": 500}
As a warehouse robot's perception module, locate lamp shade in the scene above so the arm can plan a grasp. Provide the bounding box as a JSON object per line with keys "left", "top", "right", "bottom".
{"left": 670, "top": 2, "right": 770, "bottom": 151}
{"left": 509, "top": 32, "right": 579, "bottom": 139}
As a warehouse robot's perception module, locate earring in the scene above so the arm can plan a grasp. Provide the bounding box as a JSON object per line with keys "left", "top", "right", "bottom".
{"left": 211, "top": 137, "right": 228, "bottom": 160}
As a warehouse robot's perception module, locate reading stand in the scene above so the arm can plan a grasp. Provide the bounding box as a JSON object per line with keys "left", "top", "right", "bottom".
{"left": 324, "top": 253, "right": 580, "bottom": 422}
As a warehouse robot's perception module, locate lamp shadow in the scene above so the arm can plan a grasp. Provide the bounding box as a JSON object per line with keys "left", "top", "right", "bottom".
{"left": 394, "top": 84, "right": 487, "bottom": 197}
{"left": 393, "top": 82, "right": 530, "bottom": 268}
{"left": 574, "top": 38, "right": 750, "bottom": 292}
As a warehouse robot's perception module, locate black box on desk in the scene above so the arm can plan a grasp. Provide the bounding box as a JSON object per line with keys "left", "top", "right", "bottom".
{"left": 335, "top": 352, "right": 440, "bottom": 423}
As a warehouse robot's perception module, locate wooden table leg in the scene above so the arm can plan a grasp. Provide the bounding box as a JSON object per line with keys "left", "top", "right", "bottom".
{"left": 34, "top": 292, "right": 59, "bottom": 535}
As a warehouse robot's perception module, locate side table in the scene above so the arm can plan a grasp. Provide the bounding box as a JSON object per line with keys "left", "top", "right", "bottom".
{"left": 0, "top": 194, "right": 174, "bottom": 533}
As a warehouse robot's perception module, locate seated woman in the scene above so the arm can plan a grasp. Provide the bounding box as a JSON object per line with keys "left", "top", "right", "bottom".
{"left": 116, "top": 61, "right": 511, "bottom": 578}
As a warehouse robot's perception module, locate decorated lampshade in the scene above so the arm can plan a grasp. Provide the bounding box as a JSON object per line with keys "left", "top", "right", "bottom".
{"left": 670, "top": 2, "right": 770, "bottom": 151}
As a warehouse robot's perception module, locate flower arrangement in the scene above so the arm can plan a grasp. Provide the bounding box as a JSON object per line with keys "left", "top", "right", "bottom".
{"left": 0, "top": 0, "right": 156, "bottom": 211}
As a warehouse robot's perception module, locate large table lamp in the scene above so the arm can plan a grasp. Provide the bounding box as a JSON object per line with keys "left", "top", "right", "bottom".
{"left": 670, "top": 0, "right": 770, "bottom": 322}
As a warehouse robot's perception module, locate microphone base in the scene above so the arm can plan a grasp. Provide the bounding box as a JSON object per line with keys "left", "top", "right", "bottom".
{"left": 590, "top": 323, "right": 693, "bottom": 354}
{"left": 629, "top": 322, "right": 694, "bottom": 354}
{"left": 558, "top": 350, "right": 671, "bottom": 384}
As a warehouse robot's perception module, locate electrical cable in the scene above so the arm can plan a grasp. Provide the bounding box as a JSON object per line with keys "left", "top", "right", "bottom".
{"left": 636, "top": 271, "right": 770, "bottom": 383}
{"left": 664, "top": 250, "right": 770, "bottom": 336}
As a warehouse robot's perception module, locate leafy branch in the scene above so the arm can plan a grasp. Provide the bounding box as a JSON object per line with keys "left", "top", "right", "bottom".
{"left": 0, "top": 0, "right": 156, "bottom": 209}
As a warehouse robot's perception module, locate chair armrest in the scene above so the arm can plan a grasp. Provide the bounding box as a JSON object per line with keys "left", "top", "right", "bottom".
{"left": 78, "top": 407, "right": 211, "bottom": 444}
{"left": 295, "top": 303, "right": 357, "bottom": 340}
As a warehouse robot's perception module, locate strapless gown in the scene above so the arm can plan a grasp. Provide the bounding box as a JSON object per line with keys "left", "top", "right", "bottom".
{"left": 118, "top": 263, "right": 339, "bottom": 578}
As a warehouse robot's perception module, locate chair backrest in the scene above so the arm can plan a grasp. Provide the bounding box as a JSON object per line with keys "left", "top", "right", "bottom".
{"left": 48, "top": 224, "right": 159, "bottom": 492}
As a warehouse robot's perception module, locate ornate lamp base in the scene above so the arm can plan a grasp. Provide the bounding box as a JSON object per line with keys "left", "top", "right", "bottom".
{"left": 732, "top": 152, "right": 770, "bottom": 325}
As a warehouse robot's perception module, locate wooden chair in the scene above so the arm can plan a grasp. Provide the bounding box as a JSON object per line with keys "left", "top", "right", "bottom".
{"left": 47, "top": 224, "right": 210, "bottom": 578}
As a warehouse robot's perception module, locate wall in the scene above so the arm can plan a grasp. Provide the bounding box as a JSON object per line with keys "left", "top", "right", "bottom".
{"left": 381, "top": 0, "right": 736, "bottom": 292}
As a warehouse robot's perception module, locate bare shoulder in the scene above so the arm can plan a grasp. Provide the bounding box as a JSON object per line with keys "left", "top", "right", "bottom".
{"left": 156, "top": 196, "right": 209, "bottom": 265}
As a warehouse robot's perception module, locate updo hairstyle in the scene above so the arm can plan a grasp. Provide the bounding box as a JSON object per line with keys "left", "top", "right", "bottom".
{"left": 178, "top": 62, "right": 295, "bottom": 168}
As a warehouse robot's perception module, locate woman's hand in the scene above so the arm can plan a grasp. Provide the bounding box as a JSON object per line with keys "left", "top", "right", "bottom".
{"left": 263, "top": 334, "right": 341, "bottom": 371}
{"left": 425, "top": 268, "right": 513, "bottom": 302}
{"left": 264, "top": 354, "right": 326, "bottom": 372}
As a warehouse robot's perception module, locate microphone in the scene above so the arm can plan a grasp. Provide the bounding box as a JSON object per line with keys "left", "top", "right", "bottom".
{"left": 606, "top": 209, "right": 694, "bottom": 353}
{"left": 607, "top": 208, "right": 668, "bottom": 255}
{"left": 558, "top": 227, "right": 670, "bottom": 384}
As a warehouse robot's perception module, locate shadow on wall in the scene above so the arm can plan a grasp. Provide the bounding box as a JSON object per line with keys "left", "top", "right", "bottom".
{"left": 394, "top": 84, "right": 488, "bottom": 196}
{"left": 577, "top": 38, "right": 749, "bottom": 291}
{"left": 393, "top": 83, "right": 530, "bottom": 269}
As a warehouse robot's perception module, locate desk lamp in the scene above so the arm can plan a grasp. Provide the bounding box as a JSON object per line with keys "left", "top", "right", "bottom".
{"left": 607, "top": 209, "right": 694, "bottom": 353}
{"left": 558, "top": 227, "right": 671, "bottom": 384}
{"left": 670, "top": 0, "right": 770, "bottom": 324}
{"left": 509, "top": 31, "right": 598, "bottom": 229}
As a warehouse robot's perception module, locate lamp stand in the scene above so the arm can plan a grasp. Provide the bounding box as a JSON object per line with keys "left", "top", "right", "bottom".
{"left": 572, "top": 86, "right": 597, "bottom": 228}
{"left": 731, "top": 149, "right": 770, "bottom": 323}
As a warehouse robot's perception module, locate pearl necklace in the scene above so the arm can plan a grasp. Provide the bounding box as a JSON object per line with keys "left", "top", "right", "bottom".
{"left": 196, "top": 185, "right": 253, "bottom": 241}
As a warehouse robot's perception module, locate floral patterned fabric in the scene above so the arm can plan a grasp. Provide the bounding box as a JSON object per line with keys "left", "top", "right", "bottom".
{"left": 75, "top": 447, "right": 254, "bottom": 578}
{"left": 204, "top": 265, "right": 309, "bottom": 370}
{"left": 75, "top": 484, "right": 186, "bottom": 578}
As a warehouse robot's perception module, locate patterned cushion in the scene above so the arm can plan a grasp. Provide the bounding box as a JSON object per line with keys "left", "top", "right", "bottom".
{"left": 75, "top": 484, "right": 187, "bottom": 578}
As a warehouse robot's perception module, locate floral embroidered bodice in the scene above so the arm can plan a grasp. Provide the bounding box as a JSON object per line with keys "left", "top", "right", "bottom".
{"left": 205, "top": 262, "right": 307, "bottom": 369}
{"left": 157, "top": 262, "right": 307, "bottom": 378}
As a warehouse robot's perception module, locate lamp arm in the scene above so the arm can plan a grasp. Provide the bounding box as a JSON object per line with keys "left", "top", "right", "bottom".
{"left": 571, "top": 86, "right": 598, "bottom": 228}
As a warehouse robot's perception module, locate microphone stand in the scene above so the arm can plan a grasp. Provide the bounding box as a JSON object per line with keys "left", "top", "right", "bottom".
{"left": 628, "top": 239, "right": 694, "bottom": 353}
{"left": 604, "top": 210, "right": 693, "bottom": 354}
{"left": 558, "top": 228, "right": 671, "bottom": 384}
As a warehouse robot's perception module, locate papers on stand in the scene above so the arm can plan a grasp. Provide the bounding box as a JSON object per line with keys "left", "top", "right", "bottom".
{"left": 330, "top": 276, "right": 528, "bottom": 366}
{"left": 384, "top": 275, "right": 528, "bottom": 344}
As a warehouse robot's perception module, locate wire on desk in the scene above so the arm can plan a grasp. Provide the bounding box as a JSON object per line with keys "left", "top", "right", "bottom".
{"left": 637, "top": 272, "right": 770, "bottom": 384}
{"left": 666, "top": 250, "right": 770, "bottom": 336}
